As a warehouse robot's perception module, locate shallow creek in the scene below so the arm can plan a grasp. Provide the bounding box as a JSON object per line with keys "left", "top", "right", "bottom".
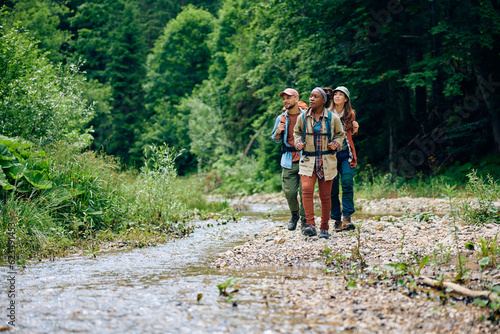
{"left": 2, "top": 203, "right": 348, "bottom": 333}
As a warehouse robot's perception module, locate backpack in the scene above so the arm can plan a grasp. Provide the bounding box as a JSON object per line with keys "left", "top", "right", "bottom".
{"left": 279, "top": 110, "right": 306, "bottom": 153}
{"left": 301, "top": 109, "right": 335, "bottom": 157}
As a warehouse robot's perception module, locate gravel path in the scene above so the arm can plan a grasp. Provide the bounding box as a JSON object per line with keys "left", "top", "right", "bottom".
{"left": 211, "top": 195, "right": 500, "bottom": 333}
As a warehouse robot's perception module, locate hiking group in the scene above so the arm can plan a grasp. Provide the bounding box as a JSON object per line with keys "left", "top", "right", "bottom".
{"left": 271, "top": 86, "right": 359, "bottom": 240}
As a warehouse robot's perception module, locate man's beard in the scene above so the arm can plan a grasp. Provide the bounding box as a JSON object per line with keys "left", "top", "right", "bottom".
{"left": 286, "top": 103, "right": 296, "bottom": 110}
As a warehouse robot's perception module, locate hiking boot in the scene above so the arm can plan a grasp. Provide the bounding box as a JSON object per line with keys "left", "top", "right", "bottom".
{"left": 341, "top": 216, "right": 355, "bottom": 231}
{"left": 303, "top": 224, "right": 317, "bottom": 237}
{"left": 288, "top": 211, "right": 299, "bottom": 231}
{"left": 300, "top": 216, "right": 307, "bottom": 232}
{"left": 319, "top": 229, "right": 329, "bottom": 239}
{"left": 334, "top": 220, "right": 342, "bottom": 233}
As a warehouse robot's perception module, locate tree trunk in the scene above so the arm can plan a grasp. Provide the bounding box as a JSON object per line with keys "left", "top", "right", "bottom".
{"left": 475, "top": 69, "right": 500, "bottom": 153}
{"left": 489, "top": 105, "right": 500, "bottom": 153}
{"left": 242, "top": 121, "right": 268, "bottom": 159}
{"left": 388, "top": 82, "right": 397, "bottom": 174}
{"left": 414, "top": 47, "right": 427, "bottom": 124}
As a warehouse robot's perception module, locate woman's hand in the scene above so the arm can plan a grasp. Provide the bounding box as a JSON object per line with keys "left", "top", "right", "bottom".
{"left": 328, "top": 141, "right": 340, "bottom": 150}
{"left": 352, "top": 121, "right": 359, "bottom": 135}
{"left": 296, "top": 142, "right": 305, "bottom": 150}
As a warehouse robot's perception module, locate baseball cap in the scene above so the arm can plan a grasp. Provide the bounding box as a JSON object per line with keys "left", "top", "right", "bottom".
{"left": 279, "top": 88, "right": 299, "bottom": 99}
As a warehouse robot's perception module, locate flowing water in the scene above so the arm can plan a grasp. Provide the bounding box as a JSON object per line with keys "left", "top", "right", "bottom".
{"left": 2, "top": 203, "right": 342, "bottom": 333}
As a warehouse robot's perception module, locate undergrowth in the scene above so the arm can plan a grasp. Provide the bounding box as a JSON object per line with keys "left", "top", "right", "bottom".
{"left": 0, "top": 138, "right": 232, "bottom": 263}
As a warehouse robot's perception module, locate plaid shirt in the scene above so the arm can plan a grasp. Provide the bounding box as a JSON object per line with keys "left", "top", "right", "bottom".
{"left": 313, "top": 117, "right": 325, "bottom": 179}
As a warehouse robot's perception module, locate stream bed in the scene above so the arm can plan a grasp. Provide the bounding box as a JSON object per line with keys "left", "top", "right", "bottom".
{"left": 3, "top": 204, "right": 334, "bottom": 333}
{"left": 3, "top": 201, "right": 497, "bottom": 334}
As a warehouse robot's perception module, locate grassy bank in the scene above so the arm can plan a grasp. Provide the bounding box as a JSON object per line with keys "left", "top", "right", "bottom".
{"left": 0, "top": 137, "right": 230, "bottom": 263}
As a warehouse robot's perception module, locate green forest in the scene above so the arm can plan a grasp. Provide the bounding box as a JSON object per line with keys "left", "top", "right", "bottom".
{"left": 3, "top": 1, "right": 500, "bottom": 329}
{"left": 1, "top": 0, "right": 500, "bottom": 257}
{"left": 2, "top": 0, "right": 500, "bottom": 180}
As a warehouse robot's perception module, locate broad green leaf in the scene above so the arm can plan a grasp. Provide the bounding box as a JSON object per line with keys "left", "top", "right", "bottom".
{"left": 491, "top": 285, "right": 500, "bottom": 295}
{"left": 0, "top": 135, "right": 34, "bottom": 150}
{"left": 27, "top": 157, "right": 51, "bottom": 170}
{"left": 489, "top": 302, "right": 500, "bottom": 311}
{"left": 0, "top": 169, "right": 15, "bottom": 190}
{"left": 0, "top": 160, "right": 14, "bottom": 168}
{"left": 23, "top": 170, "right": 52, "bottom": 189}
{"left": 0, "top": 143, "right": 16, "bottom": 161}
{"left": 7, "top": 163, "right": 26, "bottom": 180}
{"left": 417, "top": 255, "right": 430, "bottom": 276}
{"left": 479, "top": 257, "right": 491, "bottom": 269}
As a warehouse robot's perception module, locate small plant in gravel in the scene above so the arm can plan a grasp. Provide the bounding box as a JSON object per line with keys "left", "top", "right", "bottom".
{"left": 322, "top": 245, "right": 334, "bottom": 266}
{"left": 474, "top": 284, "right": 500, "bottom": 319}
{"left": 351, "top": 221, "right": 367, "bottom": 269}
{"left": 217, "top": 277, "right": 240, "bottom": 303}
{"left": 460, "top": 170, "right": 500, "bottom": 225}
{"left": 442, "top": 183, "right": 471, "bottom": 282}
{"left": 410, "top": 252, "right": 430, "bottom": 277}
{"left": 322, "top": 245, "right": 349, "bottom": 274}
{"left": 433, "top": 243, "right": 453, "bottom": 266}
{"left": 476, "top": 234, "right": 500, "bottom": 271}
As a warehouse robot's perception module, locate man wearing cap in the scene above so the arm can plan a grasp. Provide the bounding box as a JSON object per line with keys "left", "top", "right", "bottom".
{"left": 271, "top": 88, "right": 306, "bottom": 231}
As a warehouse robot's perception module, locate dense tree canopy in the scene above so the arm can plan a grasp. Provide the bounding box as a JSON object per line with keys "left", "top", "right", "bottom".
{"left": 1, "top": 0, "right": 499, "bottom": 180}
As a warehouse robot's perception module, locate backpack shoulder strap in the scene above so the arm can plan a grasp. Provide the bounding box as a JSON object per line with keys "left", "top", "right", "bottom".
{"left": 302, "top": 111, "right": 307, "bottom": 142}
{"left": 279, "top": 113, "right": 287, "bottom": 149}
{"left": 326, "top": 109, "right": 332, "bottom": 142}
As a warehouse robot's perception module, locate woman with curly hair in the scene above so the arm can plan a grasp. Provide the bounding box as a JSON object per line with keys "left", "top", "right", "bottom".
{"left": 294, "top": 87, "right": 345, "bottom": 239}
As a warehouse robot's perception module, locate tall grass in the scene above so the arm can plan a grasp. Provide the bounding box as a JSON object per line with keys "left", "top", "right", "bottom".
{"left": 459, "top": 170, "right": 500, "bottom": 225}
{"left": 0, "top": 142, "right": 227, "bottom": 262}
{"left": 124, "top": 144, "right": 191, "bottom": 235}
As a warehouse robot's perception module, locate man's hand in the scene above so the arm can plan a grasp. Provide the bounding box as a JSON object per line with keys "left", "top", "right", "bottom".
{"left": 296, "top": 141, "right": 305, "bottom": 150}
{"left": 276, "top": 122, "right": 285, "bottom": 134}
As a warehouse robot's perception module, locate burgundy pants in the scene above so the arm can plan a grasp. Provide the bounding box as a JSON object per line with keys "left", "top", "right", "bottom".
{"left": 301, "top": 173, "right": 333, "bottom": 230}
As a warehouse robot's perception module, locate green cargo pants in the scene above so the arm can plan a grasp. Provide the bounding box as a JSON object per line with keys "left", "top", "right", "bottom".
{"left": 282, "top": 161, "right": 305, "bottom": 217}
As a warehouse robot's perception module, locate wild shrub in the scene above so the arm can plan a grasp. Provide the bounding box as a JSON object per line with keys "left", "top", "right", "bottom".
{"left": 0, "top": 140, "right": 200, "bottom": 261}
{"left": 460, "top": 170, "right": 500, "bottom": 225}
{"left": 126, "top": 144, "right": 191, "bottom": 235}
{"left": 46, "top": 142, "right": 128, "bottom": 233}
{"left": 207, "top": 154, "right": 280, "bottom": 196}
